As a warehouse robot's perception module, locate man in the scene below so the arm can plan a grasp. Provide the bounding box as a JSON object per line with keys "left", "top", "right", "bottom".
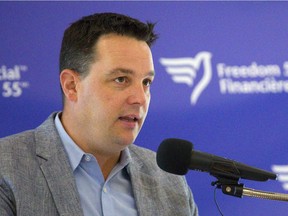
{"left": 0, "top": 12, "right": 198, "bottom": 215}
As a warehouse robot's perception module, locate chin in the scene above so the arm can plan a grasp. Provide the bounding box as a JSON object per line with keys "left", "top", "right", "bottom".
{"left": 117, "top": 136, "right": 136, "bottom": 147}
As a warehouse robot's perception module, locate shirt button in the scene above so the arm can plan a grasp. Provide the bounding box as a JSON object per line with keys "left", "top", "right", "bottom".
{"left": 103, "top": 187, "right": 107, "bottom": 193}
{"left": 85, "top": 155, "right": 91, "bottom": 161}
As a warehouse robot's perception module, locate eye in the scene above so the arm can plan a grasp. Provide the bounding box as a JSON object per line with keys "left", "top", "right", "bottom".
{"left": 143, "top": 78, "right": 153, "bottom": 87}
{"left": 115, "top": 77, "right": 127, "bottom": 83}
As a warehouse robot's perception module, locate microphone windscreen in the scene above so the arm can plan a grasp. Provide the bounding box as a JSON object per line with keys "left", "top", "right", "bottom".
{"left": 156, "top": 138, "right": 192, "bottom": 175}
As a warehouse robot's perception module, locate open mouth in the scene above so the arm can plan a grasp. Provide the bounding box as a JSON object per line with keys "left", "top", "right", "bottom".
{"left": 119, "top": 116, "right": 139, "bottom": 122}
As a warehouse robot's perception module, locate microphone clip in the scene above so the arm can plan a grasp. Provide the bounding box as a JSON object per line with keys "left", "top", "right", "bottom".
{"left": 211, "top": 175, "right": 244, "bottom": 198}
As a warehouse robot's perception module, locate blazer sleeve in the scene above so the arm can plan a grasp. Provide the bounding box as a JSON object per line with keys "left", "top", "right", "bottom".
{"left": 0, "top": 176, "right": 16, "bottom": 216}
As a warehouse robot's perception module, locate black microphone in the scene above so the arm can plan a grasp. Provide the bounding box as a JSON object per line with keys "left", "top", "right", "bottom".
{"left": 156, "top": 138, "right": 277, "bottom": 181}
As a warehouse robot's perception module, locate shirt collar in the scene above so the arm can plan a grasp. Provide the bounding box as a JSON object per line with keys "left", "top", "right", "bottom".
{"left": 119, "top": 147, "right": 132, "bottom": 167}
{"left": 54, "top": 112, "right": 84, "bottom": 171}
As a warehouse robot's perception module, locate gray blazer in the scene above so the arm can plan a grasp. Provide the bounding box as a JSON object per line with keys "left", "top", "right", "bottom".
{"left": 0, "top": 113, "right": 198, "bottom": 216}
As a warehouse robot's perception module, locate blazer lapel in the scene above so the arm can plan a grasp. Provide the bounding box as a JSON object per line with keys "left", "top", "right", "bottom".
{"left": 35, "top": 113, "right": 84, "bottom": 216}
{"left": 127, "top": 147, "right": 162, "bottom": 216}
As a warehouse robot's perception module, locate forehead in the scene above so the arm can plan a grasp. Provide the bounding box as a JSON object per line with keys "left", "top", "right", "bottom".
{"left": 94, "top": 34, "right": 152, "bottom": 61}
{"left": 90, "top": 34, "right": 154, "bottom": 75}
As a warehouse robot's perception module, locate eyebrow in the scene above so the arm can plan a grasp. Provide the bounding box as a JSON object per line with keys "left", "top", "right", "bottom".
{"left": 107, "top": 68, "right": 155, "bottom": 77}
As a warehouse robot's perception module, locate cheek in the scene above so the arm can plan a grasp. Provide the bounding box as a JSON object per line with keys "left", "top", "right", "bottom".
{"left": 93, "top": 92, "right": 120, "bottom": 114}
{"left": 102, "top": 92, "right": 119, "bottom": 105}
{"left": 146, "top": 93, "right": 151, "bottom": 106}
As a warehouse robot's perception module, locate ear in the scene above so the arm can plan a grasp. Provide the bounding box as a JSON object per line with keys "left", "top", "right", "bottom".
{"left": 60, "top": 69, "right": 80, "bottom": 102}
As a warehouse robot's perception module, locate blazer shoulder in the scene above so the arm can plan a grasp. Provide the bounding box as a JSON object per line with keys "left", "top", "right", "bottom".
{"left": 0, "top": 112, "right": 59, "bottom": 159}
{"left": 0, "top": 129, "right": 35, "bottom": 152}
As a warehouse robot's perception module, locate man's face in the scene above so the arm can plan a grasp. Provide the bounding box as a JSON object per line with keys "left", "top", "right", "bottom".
{"left": 74, "top": 34, "right": 155, "bottom": 155}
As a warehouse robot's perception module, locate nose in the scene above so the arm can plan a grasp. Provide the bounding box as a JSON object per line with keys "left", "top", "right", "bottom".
{"left": 127, "top": 83, "right": 150, "bottom": 106}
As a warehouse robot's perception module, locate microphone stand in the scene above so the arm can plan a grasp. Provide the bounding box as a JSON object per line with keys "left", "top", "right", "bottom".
{"left": 211, "top": 176, "right": 288, "bottom": 202}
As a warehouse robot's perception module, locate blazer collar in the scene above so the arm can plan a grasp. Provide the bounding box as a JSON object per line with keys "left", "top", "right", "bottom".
{"left": 128, "top": 145, "right": 161, "bottom": 216}
{"left": 35, "top": 112, "right": 84, "bottom": 216}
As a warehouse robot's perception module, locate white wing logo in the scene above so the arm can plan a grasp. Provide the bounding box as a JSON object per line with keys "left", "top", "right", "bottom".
{"left": 271, "top": 165, "right": 288, "bottom": 191}
{"left": 160, "top": 52, "right": 212, "bottom": 105}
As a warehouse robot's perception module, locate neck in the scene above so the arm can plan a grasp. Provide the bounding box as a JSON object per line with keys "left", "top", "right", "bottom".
{"left": 95, "top": 152, "right": 121, "bottom": 180}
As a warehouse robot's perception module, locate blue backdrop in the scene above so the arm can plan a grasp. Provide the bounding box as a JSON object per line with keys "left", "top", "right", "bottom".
{"left": 1, "top": 2, "right": 287, "bottom": 215}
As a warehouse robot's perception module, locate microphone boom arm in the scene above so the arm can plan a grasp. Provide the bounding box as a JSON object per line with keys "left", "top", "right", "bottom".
{"left": 243, "top": 187, "right": 288, "bottom": 201}
{"left": 212, "top": 176, "right": 288, "bottom": 202}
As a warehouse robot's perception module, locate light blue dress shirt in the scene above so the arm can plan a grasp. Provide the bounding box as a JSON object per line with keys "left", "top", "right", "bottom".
{"left": 54, "top": 113, "right": 138, "bottom": 216}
